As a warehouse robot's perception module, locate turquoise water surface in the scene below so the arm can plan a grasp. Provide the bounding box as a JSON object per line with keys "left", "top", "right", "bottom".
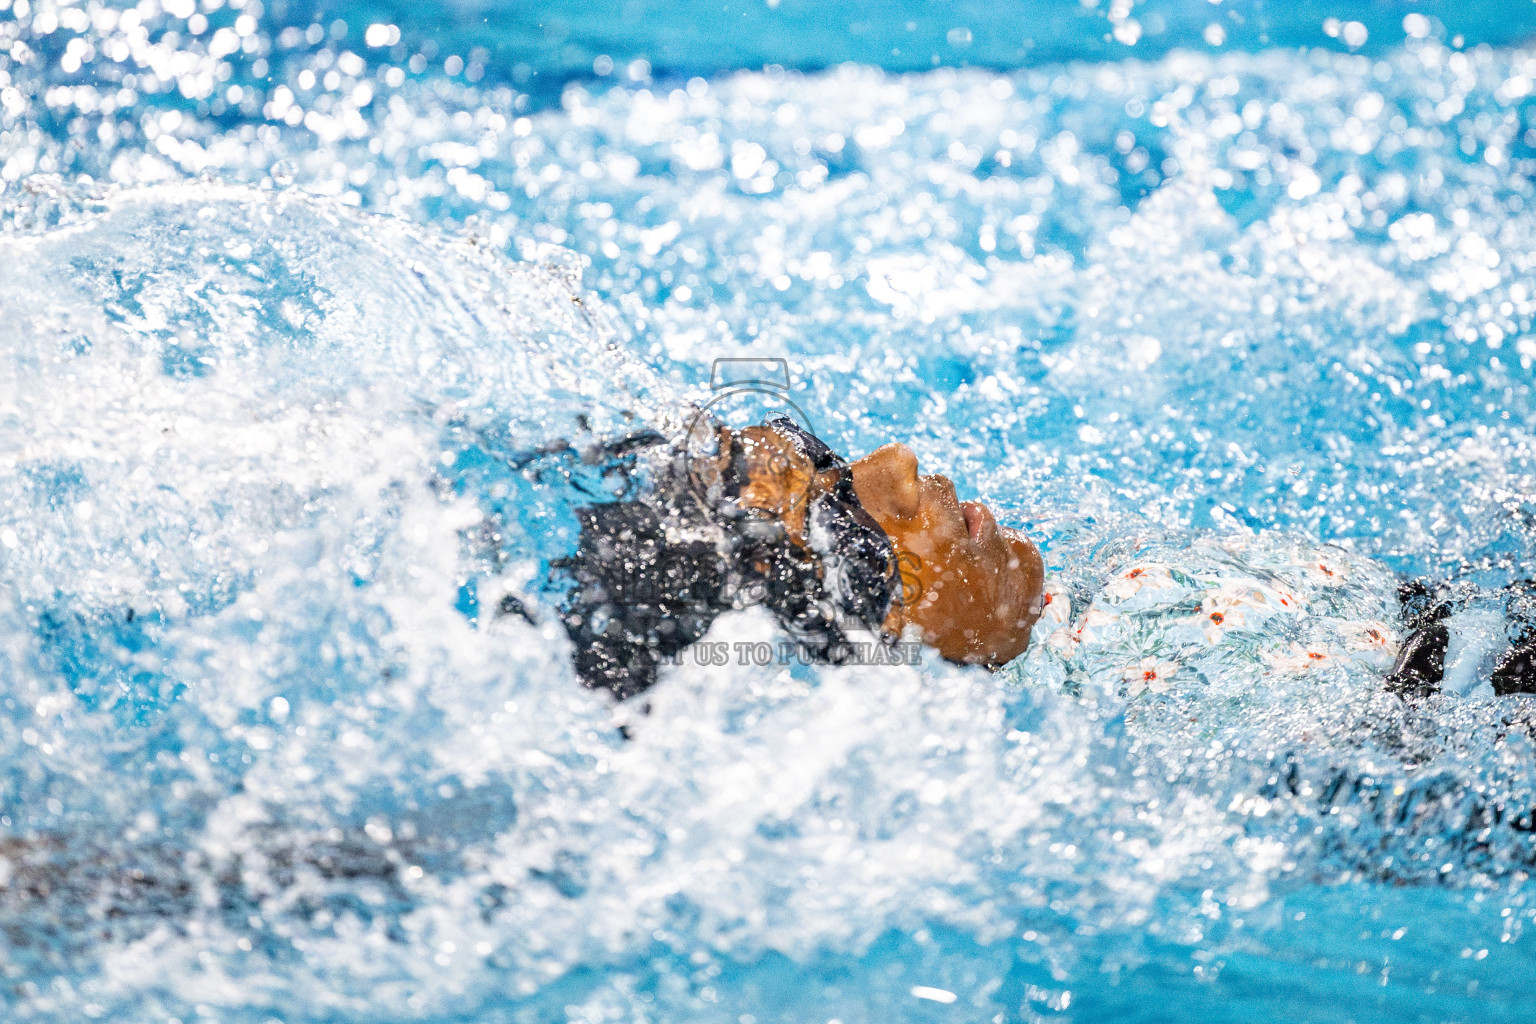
{"left": 4, "top": 1, "right": 1536, "bottom": 1021}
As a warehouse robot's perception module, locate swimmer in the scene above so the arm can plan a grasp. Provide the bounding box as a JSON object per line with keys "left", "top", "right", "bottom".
{"left": 553, "top": 416, "right": 1045, "bottom": 698}
{"left": 549, "top": 415, "right": 1536, "bottom": 704}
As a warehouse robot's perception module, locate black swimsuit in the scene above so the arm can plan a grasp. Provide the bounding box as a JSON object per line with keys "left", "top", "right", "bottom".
{"left": 1387, "top": 578, "right": 1536, "bottom": 697}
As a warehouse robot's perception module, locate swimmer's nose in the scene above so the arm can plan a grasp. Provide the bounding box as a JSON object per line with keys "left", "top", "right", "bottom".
{"left": 851, "top": 442, "right": 922, "bottom": 521}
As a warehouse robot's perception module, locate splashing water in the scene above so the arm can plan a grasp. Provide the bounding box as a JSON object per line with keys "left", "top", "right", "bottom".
{"left": 5, "top": 1, "right": 1536, "bottom": 1021}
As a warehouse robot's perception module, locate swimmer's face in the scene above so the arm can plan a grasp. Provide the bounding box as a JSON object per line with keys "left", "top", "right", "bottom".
{"left": 850, "top": 443, "right": 1046, "bottom": 666}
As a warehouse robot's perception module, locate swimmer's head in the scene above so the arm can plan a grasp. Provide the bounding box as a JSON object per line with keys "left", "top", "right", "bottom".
{"left": 556, "top": 418, "right": 1045, "bottom": 698}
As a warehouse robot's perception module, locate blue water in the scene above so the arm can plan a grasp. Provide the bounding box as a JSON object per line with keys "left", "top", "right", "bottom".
{"left": 6, "top": 1, "right": 1536, "bottom": 1021}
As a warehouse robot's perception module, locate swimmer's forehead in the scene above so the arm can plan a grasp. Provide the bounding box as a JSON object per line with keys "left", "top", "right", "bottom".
{"left": 729, "top": 423, "right": 851, "bottom": 482}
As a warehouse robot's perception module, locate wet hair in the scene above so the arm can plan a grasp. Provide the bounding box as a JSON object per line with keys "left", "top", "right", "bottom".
{"left": 554, "top": 417, "right": 897, "bottom": 700}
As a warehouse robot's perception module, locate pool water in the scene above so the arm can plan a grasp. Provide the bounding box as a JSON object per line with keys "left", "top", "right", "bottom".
{"left": 4, "top": 1, "right": 1536, "bottom": 1021}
